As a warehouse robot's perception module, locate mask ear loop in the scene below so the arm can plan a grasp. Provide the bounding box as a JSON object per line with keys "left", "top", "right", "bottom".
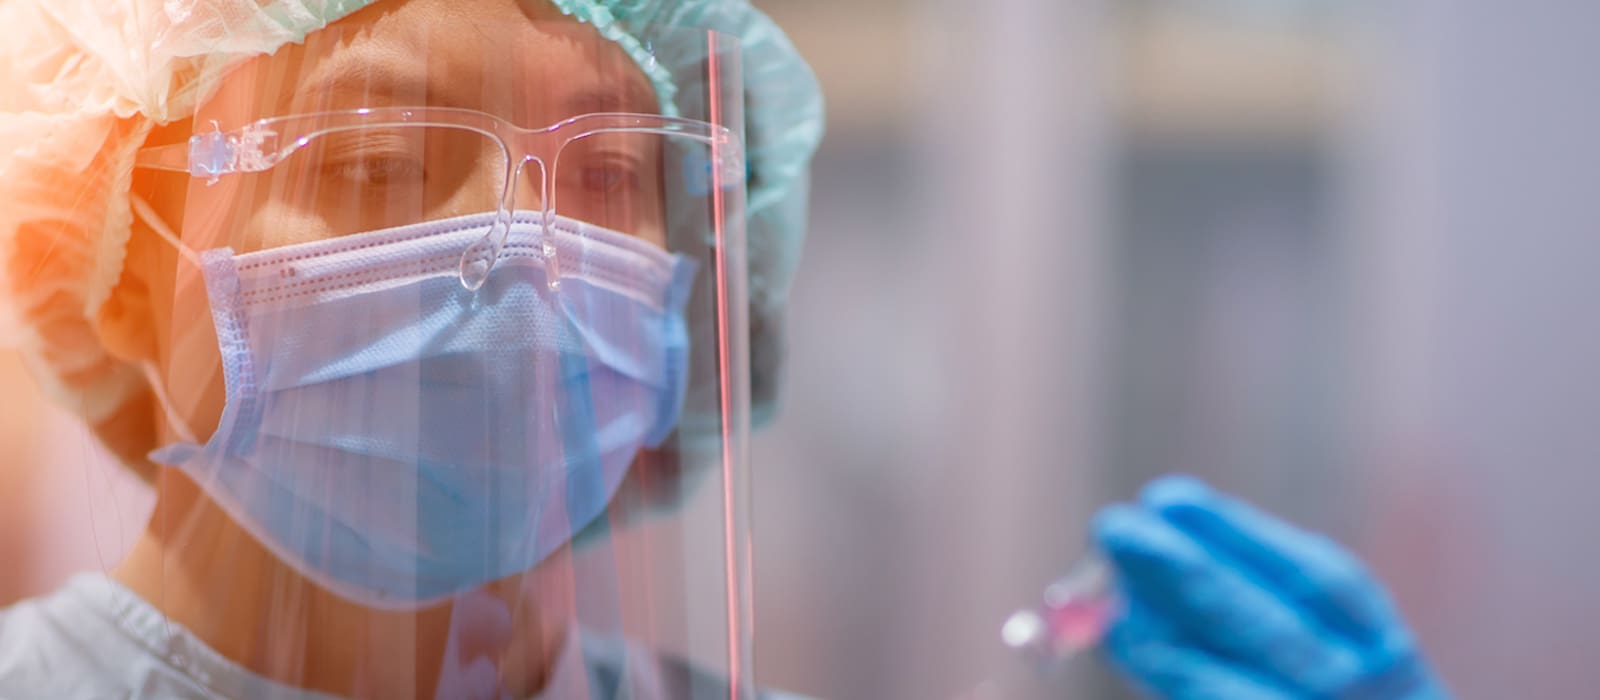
{"left": 139, "top": 360, "right": 201, "bottom": 445}
{"left": 129, "top": 193, "right": 203, "bottom": 269}
{"left": 128, "top": 193, "right": 203, "bottom": 446}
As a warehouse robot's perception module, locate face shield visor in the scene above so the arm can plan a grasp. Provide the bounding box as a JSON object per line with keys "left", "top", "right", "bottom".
{"left": 131, "top": 3, "right": 753, "bottom": 697}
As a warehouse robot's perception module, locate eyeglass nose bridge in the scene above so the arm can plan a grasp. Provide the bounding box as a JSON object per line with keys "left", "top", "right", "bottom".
{"left": 454, "top": 117, "right": 743, "bottom": 292}
{"left": 456, "top": 145, "right": 558, "bottom": 292}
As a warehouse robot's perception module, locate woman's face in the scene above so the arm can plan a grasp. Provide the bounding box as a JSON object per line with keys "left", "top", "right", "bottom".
{"left": 115, "top": 1, "right": 677, "bottom": 687}
{"left": 150, "top": 0, "right": 664, "bottom": 441}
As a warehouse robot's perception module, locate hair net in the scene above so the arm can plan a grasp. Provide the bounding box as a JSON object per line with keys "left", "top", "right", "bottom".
{"left": 0, "top": 0, "right": 823, "bottom": 476}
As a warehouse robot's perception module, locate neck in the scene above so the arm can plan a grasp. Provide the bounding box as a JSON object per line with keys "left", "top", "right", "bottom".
{"left": 112, "top": 469, "right": 567, "bottom": 698}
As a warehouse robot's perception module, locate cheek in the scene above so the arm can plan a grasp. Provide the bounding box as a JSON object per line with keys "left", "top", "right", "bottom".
{"left": 240, "top": 203, "right": 342, "bottom": 251}
{"left": 184, "top": 169, "right": 346, "bottom": 254}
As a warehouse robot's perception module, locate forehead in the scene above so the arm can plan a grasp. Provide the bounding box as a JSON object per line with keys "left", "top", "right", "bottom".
{"left": 202, "top": 0, "right": 658, "bottom": 124}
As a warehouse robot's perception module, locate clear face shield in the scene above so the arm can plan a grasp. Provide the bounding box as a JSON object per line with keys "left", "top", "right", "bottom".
{"left": 131, "top": 2, "right": 752, "bottom": 696}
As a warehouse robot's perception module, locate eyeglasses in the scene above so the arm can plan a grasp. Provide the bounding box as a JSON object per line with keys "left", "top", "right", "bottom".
{"left": 136, "top": 107, "right": 744, "bottom": 289}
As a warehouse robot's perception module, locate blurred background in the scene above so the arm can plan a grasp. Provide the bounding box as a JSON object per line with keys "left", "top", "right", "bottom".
{"left": 4, "top": 0, "right": 1598, "bottom": 697}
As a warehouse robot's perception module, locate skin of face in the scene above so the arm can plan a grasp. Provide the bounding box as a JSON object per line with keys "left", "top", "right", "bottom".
{"left": 100, "top": 0, "right": 666, "bottom": 695}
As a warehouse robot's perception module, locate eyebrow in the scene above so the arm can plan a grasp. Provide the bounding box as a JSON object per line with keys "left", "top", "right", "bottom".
{"left": 561, "top": 79, "right": 660, "bottom": 117}
{"left": 292, "top": 55, "right": 432, "bottom": 112}
{"left": 293, "top": 48, "right": 661, "bottom": 120}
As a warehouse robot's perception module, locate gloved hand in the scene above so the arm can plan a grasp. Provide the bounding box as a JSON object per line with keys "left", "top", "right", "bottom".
{"left": 1091, "top": 476, "right": 1451, "bottom": 700}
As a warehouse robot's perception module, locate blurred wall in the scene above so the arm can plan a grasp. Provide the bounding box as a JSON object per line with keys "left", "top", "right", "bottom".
{"left": 1346, "top": 2, "right": 1600, "bottom": 696}
{"left": 752, "top": 0, "right": 1111, "bottom": 696}
{"left": 754, "top": 0, "right": 1600, "bottom": 698}
{"left": 0, "top": 352, "right": 153, "bottom": 604}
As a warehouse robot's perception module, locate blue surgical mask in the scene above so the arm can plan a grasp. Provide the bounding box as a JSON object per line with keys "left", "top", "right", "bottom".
{"left": 148, "top": 211, "right": 695, "bottom": 609}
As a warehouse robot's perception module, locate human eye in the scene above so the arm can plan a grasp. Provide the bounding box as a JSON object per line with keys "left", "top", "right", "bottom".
{"left": 322, "top": 153, "right": 427, "bottom": 187}
{"left": 313, "top": 130, "right": 428, "bottom": 189}
{"left": 575, "top": 153, "right": 645, "bottom": 194}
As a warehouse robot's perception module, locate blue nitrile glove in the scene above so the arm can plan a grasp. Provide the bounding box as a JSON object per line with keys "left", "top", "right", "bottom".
{"left": 1091, "top": 476, "right": 1452, "bottom": 700}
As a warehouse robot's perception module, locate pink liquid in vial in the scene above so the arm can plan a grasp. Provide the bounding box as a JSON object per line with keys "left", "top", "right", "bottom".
{"left": 1041, "top": 594, "right": 1117, "bottom": 652}
{"left": 1003, "top": 557, "right": 1119, "bottom": 664}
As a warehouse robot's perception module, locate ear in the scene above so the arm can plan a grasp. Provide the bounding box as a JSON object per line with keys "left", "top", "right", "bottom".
{"left": 87, "top": 174, "right": 181, "bottom": 484}
{"left": 96, "top": 188, "right": 167, "bottom": 368}
{"left": 99, "top": 118, "right": 192, "bottom": 368}
{"left": 90, "top": 121, "right": 193, "bottom": 481}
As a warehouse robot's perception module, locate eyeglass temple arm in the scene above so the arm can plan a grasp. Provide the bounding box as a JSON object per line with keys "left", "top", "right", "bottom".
{"left": 134, "top": 128, "right": 261, "bottom": 180}
{"left": 134, "top": 141, "right": 192, "bottom": 174}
